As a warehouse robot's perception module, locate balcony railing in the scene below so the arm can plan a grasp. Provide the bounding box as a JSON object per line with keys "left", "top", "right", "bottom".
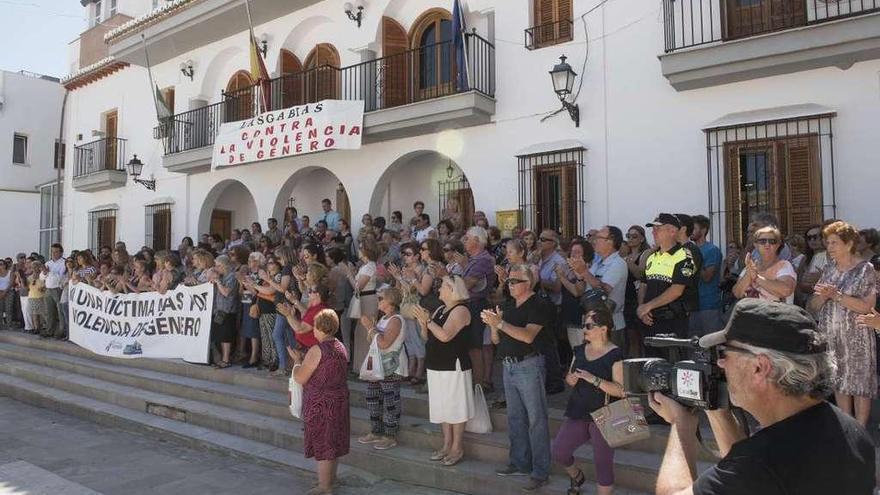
{"left": 73, "top": 137, "right": 127, "bottom": 178}
{"left": 663, "top": 0, "right": 880, "bottom": 52}
{"left": 524, "top": 19, "right": 574, "bottom": 50}
{"left": 156, "top": 33, "right": 495, "bottom": 155}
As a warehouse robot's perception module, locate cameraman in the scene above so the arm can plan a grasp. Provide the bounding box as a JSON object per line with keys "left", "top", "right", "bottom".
{"left": 650, "top": 299, "right": 875, "bottom": 495}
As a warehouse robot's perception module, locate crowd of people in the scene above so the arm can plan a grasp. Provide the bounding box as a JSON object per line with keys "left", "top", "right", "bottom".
{"left": 1, "top": 198, "right": 879, "bottom": 495}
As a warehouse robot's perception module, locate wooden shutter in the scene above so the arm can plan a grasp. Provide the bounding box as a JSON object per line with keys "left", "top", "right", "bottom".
{"left": 784, "top": 136, "right": 822, "bottom": 237}
{"left": 153, "top": 208, "right": 171, "bottom": 251}
{"left": 225, "top": 71, "right": 255, "bottom": 121}
{"left": 557, "top": 0, "right": 573, "bottom": 42}
{"left": 104, "top": 110, "right": 118, "bottom": 170}
{"left": 382, "top": 17, "right": 410, "bottom": 109}
{"left": 305, "top": 44, "right": 340, "bottom": 102}
{"left": 534, "top": 0, "right": 571, "bottom": 47}
{"left": 280, "top": 50, "right": 303, "bottom": 107}
{"left": 770, "top": 0, "right": 806, "bottom": 30}
{"left": 162, "top": 87, "right": 175, "bottom": 114}
{"left": 98, "top": 216, "right": 116, "bottom": 249}
{"left": 724, "top": 143, "right": 743, "bottom": 245}
{"left": 562, "top": 163, "right": 577, "bottom": 238}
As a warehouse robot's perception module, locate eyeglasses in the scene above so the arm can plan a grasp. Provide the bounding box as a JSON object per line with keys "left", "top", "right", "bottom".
{"left": 583, "top": 322, "right": 598, "bottom": 329}
{"left": 717, "top": 343, "right": 755, "bottom": 359}
{"left": 539, "top": 237, "right": 555, "bottom": 243}
{"left": 625, "top": 234, "right": 641, "bottom": 239}
{"left": 507, "top": 278, "right": 529, "bottom": 286}
{"left": 755, "top": 238, "right": 780, "bottom": 246}
{"left": 806, "top": 233, "right": 820, "bottom": 240}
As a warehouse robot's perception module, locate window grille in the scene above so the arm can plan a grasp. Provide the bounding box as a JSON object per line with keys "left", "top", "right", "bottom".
{"left": 89, "top": 209, "right": 117, "bottom": 252}
{"left": 517, "top": 147, "right": 586, "bottom": 239}
{"left": 146, "top": 203, "right": 172, "bottom": 251}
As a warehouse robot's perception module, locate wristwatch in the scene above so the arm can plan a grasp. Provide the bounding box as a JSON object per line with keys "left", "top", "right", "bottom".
{"left": 592, "top": 376, "right": 602, "bottom": 387}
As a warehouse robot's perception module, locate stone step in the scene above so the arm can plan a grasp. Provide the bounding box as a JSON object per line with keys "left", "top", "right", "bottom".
{"left": 0, "top": 331, "right": 716, "bottom": 460}
{"left": 0, "top": 364, "right": 652, "bottom": 495}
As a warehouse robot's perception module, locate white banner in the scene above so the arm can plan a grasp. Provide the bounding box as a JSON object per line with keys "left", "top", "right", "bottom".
{"left": 212, "top": 99, "right": 364, "bottom": 169}
{"left": 68, "top": 282, "right": 214, "bottom": 364}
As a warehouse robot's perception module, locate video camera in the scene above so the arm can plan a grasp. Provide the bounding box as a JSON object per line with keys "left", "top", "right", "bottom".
{"left": 622, "top": 335, "right": 730, "bottom": 410}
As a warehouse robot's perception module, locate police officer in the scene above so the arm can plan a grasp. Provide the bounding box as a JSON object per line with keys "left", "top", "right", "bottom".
{"left": 638, "top": 214, "right": 695, "bottom": 349}
{"left": 674, "top": 214, "right": 703, "bottom": 318}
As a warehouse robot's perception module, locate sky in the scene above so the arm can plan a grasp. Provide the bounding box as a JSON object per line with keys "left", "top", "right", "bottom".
{"left": 0, "top": 0, "right": 87, "bottom": 78}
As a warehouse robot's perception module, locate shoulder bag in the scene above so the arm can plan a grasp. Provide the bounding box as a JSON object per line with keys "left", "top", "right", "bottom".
{"left": 590, "top": 394, "right": 650, "bottom": 448}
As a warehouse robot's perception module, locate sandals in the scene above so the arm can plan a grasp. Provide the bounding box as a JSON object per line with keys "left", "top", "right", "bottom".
{"left": 441, "top": 451, "right": 464, "bottom": 466}
{"left": 215, "top": 361, "right": 230, "bottom": 369}
{"left": 429, "top": 450, "right": 447, "bottom": 461}
{"left": 567, "top": 468, "right": 586, "bottom": 495}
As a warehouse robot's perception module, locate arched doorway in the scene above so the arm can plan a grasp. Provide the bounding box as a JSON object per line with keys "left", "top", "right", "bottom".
{"left": 370, "top": 151, "right": 474, "bottom": 232}
{"left": 409, "top": 9, "right": 454, "bottom": 101}
{"left": 198, "top": 180, "right": 259, "bottom": 242}
{"left": 273, "top": 167, "right": 351, "bottom": 231}
{"left": 382, "top": 16, "right": 409, "bottom": 109}
{"left": 303, "top": 43, "right": 340, "bottom": 103}
{"left": 278, "top": 49, "right": 303, "bottom": 108}
{"left": 224, "top": 70, "right": 256, "bottom": 122}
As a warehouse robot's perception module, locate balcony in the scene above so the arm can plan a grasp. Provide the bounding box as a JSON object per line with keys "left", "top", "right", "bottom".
{"left": 72, "top": 138, "right": 128, "bottom": 192}
{"left": 524, "top": 19, "right": 574, "bottom": 50}
{"left": 155, "top": 34, "right": 496, "bottom": 172}
{"left": 659, "top": 0, "right": 880, "bottom": 90}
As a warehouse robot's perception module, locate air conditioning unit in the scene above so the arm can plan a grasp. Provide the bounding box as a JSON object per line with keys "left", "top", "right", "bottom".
{"left": 807, "top": 0, "right": 866, "bottom": 22}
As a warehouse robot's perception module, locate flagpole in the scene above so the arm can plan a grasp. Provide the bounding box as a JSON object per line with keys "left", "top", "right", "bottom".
{"left": 243, "top": 0, "right": 268, "bottom": 112}
{"left": 141, "top": 33, "right": 162, "bottom": 125}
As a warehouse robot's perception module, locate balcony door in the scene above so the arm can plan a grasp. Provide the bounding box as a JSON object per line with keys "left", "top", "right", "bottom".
{"left": 279, "top": 49, "right": 303, "bottom": 108}
{"left": 411, "top": 9, "right": 454, "bottom": 101}
{"left": 723, "top": 0, "right": 806, "bottom": 40}
{"left": 382, "top": 16, "right": 410, "bottom": 109}
{"left": 304, "top": 44, "right": 340, "bottom": 103}
{"left": 534, "top": 0, "right": 573, "bottom": 48}
{"left": 225, "top": 70, "right": 255, "bottom": 122}
{"left": 104, "top": 110, "right": 118, "bottom": 171}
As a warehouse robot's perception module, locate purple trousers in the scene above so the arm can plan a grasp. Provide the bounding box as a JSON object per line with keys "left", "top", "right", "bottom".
{"left": 551, "top": 418, "right": 615, "bottom": 487}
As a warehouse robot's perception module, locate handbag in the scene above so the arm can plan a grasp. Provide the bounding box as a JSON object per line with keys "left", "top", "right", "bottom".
{"left": 465, "top": 384, "right": 493, "bottom": 434}
{"left": 348, "top": 291, "right": 361, "bottom": 319}
{"left": 359, "top": 335, "right": 385, "bottom": 382}
{"left": 288, "top": 367, "right": 303, "bottom": 419}
{"left": 590, "top": 395, "right": 650, "bottom": 448}
{"left": 213, "top": 310, "right": 229, "bottom": 325}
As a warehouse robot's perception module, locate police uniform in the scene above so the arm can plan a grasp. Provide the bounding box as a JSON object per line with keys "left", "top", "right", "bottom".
{"left": 643, "top": 243, "right": 695, "bottom": 339}
{"left": 681, "top": 239, "right": 703, "bottom": 313}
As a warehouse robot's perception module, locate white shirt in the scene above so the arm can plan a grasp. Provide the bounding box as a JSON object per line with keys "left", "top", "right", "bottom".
{"left": 357, "top": 261, "right": 377, "bottom": 292}
{"left": 43, "top": 257, "right": 67, "bottom": 289}
{"left": 414, "top": 226, "right": 436, "bottom": 243}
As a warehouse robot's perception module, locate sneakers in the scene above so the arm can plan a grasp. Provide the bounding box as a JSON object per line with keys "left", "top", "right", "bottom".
{"left": 522, "top": 477, "right": 548, "bottom": 492}
{"left": 495, "top": 465, "right": 530, "bottom": 477}
{"left": 357, "top": 433, "right": 382, "bottom": 444}
{"left": 373, "top": 437, "right": 398, "bottom": 450}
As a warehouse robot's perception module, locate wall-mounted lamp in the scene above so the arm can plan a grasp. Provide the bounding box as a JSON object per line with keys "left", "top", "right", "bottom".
{"left": 127, "top": 154, "right": 156, "bottom": 191}
{"left": 446, "top": 161, "right": 455, "bottom": 179}
{"left": 343, "top": 0, "right": 365, "bottom": 28}
{"left": 549, "top": 55, "right": 579, "bottom": 127}
{"left": 179, "top": 59, "right": 194, "bottom": 80}
{"left": 258, "top": 33, "right": 268, "bottom": 57}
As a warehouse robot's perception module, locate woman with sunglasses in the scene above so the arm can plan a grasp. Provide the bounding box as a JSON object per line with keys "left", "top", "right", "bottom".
{"left": 798, "top": 224, "right": 827, "bottom": 300}
{"left": 809, "top": 221, "right": 877, "bottom": 427}
{"left": 279, "top": 285, "right": 330, "bottom": 352}
{"left": 623, "top": 226, "right": 652, "bottom": 358}
{"left": 551, "top": 308, "right": 624, "bottom": 495}
{"left": 388, "top": 242, "right": 428, "bottom": 385}
{"left": 733, "top": 226, "right": 796, "bottom": 304}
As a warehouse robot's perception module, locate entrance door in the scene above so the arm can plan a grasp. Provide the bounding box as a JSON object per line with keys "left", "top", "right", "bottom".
{"left": 534, "top": 164, "right": 577, "bottom": 239}
{"left": 98, "top": 216, "right": 116, "bottom": 249}
{"left": 723, "top": 0, "right": 806, "bottom": 40}
{"left": 210, "top": 209, "right": 232, "bottom": 242}
{"left": 104, "top": 110, "right": 118, "bottom": 170}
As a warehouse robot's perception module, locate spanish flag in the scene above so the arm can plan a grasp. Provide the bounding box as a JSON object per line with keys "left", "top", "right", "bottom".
{"left": 249, "top": 31, "right": 271, "bottom": 113}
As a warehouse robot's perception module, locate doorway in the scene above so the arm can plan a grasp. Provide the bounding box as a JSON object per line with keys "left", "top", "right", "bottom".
{"left": 210, "top": 209, "right": 232, "bottom": 241}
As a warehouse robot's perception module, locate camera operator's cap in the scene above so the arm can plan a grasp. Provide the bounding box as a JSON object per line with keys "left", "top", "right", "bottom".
{"left": 699, "top": 299, "right": 826, "bottom": 354}
{"left": 645, "top": 213, "right": 681, "bottom": 229}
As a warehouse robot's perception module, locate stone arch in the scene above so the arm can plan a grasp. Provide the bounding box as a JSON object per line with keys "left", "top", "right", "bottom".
{"left": 272, "top": 166, "right": 350, "bottom": 230}
{"left": 273, "top": 15, "right": 334, "bottom": 74}
{"left": 199, "top": 45, "right": 246, "bottom": 99}
{"left": 197, "top": 179, "right": 259, "bottom": 240}
{"left": 369, "top": 150, "right": 472, "bottom": 231}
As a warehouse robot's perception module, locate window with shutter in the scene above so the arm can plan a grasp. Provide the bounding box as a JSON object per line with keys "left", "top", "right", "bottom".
{"left": 517, "top": 147, "right": 585, "bottom": 239}
{"left": 279, "top": 50, "right": 303, "bottom": 108}
{"left": 304, "top": 44, "right": 340, "bottom": 103}
{"left": 531, "top": 0, "right": 573, "bottom": 49}
{"left": 723, "top": 0, "right": 806, "bottom": 40}
{"left": 224, "top": 71, "right": 255, "bottom": 122}
{"left": 146, "top": 204, "right": 172, "bottom": 251}
{"left": 89, "top": 209, "right": 117, "bottom": 252}
{"left": 382, "top": 17, "right": 410, "bottom": 109}
{"left": 410, "top": 9, "right": 454, "bottom": 101}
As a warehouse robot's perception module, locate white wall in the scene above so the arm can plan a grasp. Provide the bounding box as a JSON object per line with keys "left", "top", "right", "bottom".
{"left": 212, "top": 181, "right": 258, "bottom": 232}
{"left": 60, "top": 0, "right": 880, "bottom": 253}
{"left": 0, "top": 191, "right": 39, "bottom": 256}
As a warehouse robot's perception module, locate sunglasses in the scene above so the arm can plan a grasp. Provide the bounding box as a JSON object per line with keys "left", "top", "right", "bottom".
{"left": 755, "top": 238, "right": 780, "bottom": 246}
{"left": 507, "top": 278, "right": 529, "bottom": 286}
{"left": 717, "top": 343, "right": 755, "bottom": 359}
{"left": 583, "top": 322, "right": 598, "bottom": 329}
{"left": 806, "top": 234, "right": 820, "bottom": 240}
{"left": 539, "top": 237, "right": 555, "bottom": 243}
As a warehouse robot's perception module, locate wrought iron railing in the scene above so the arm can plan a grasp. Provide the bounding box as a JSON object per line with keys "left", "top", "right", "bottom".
{"left": 73, "top": 137, "right": 127, "bottom": 178}
{"left": 663, "top": 0, "right": 880, "bottom": 52}
{"left": 524, "top": 19, "right": 574, "bottom": 50}
{"left": 156, "top": 33, "right": 495, "bottom": 155}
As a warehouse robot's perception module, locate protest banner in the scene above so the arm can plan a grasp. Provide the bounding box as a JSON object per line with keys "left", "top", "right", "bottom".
{"left": 68, "top": 282, "right": 214, "bottom": 364}
{"left": 211, "top": 99, "right": 364, "bottom": 169}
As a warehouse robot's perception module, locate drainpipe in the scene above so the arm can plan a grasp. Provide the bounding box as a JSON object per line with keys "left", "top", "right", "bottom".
{"left": 55, "top": 88, "right": 69, "bottom": 245}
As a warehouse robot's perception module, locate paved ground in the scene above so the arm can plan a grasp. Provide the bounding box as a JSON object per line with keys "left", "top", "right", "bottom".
{"left": 0, "top": 397, "right": 460, "bottom": 495}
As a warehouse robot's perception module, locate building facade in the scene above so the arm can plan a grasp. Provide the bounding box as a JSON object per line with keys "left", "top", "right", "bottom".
{"left": 0, "top": 70, "right": 65, "bottom": 256}
{"left": 59, "top": 0, "right": 880, "bottom": 253}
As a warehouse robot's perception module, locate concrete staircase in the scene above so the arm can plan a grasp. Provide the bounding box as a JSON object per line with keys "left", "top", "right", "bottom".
{"left": 0, "top": 331, "right": 702, "bottom": 494}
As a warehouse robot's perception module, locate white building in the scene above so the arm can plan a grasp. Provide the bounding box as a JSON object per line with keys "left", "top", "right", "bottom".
{"left": 58, "top": 0, "right": 880, "bottom": 253}
{"left": 0, "top": 69, "right": 65, "bottom": 257}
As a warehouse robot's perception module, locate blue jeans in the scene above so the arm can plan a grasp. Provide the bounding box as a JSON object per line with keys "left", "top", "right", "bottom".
{"left": 503, "top": 354, "right": 551, "bottom": 481}
{"left": 273, "top": 314, "right": 291, "bottom": 370}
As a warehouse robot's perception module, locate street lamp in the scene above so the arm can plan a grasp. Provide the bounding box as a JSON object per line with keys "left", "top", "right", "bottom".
{"left": 549, "top": 55, "right": 579, "bottom": 127}
{"left": 127, "top": 154, "right": 156, "bottom": 191}
{"left": 258, "top": 33, "right": 268, "bottom": 57}
{"left": 344, "top": 0, "right": 365, "bottom": 27}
